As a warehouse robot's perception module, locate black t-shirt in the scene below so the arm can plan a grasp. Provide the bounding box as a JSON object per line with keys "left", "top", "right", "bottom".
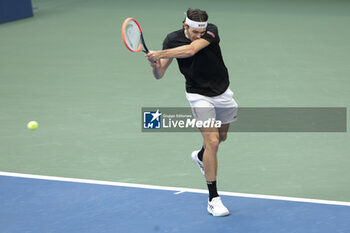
{"left": 162, "top": 23, "right": 229, "bottom": 97}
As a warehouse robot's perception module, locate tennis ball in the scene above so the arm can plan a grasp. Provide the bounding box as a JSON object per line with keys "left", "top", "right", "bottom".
{"left": 27, "top": 121, "right": 38, "bottom": 130}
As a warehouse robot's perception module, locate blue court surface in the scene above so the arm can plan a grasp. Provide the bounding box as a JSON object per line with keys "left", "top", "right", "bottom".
{"left": 1, "top": 173, "right": 350, "bottom": 233}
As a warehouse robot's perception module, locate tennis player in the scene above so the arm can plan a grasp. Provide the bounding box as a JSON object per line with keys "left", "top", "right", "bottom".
{"left": 146, "top": 8, "right": 238, "bottom": 217}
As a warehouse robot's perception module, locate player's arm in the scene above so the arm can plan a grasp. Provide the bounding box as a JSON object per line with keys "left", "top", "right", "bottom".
{"left": 146, "top": 38, "right": 210, "bottom": 60}
{"left": 146, "top": 56, "right": 173, "bottom": 80}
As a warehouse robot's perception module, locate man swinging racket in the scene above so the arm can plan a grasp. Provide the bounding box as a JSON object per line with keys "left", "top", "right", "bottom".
{"left": 146, "top": 8, "right": 238, "bottom": 217}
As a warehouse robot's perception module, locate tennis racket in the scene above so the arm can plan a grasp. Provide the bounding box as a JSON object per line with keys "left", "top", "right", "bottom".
{"left": 121, "top": 17, "right": 149, "bottom": 53}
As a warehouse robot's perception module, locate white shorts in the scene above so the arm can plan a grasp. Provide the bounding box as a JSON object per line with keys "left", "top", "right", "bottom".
{"left": 186, "top": 87, "right": 238, "bottom": 125}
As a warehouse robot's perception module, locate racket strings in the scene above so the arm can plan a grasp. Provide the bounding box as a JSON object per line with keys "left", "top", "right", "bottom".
{"left": 125, "top": 21, "right": 141, "bottom": 51}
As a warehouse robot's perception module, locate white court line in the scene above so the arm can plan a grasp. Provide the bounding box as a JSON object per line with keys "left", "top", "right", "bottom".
{"left": 174, "top": 190, "right": 186, "bottom": 195}
{"left": 1, "top": 171, "right": 350, "bottom": 207}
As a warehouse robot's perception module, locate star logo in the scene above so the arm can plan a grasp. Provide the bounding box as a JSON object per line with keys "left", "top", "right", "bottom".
{"left": 150, "top": 109, "right": 162, "bottom": 122}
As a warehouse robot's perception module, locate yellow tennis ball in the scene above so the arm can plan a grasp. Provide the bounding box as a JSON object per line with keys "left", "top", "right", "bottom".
{"left": 27, "top": 121, "right": 38, "bottom": 130}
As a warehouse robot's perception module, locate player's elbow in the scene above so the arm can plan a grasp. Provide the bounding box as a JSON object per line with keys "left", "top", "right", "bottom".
{"left": 154, "top": 70, "right": 165, "bottom": 80}
{"left": 154, "top": 74, "right": 163, "bottom": 80}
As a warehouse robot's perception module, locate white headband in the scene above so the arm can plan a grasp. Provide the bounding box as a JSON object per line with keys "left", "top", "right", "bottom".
{"left": 185, "top": 16, "right": 207, "bottom": 29}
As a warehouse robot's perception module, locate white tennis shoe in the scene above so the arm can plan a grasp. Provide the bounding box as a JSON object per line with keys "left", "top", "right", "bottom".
{"left": 207, "top": 197, "right": 230, "bottom": 217}
{"left": 191, "top": 150, "right": 204, "bottom": 175}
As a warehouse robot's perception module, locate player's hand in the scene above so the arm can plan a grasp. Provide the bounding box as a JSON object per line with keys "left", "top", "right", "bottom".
{"left": 146, "top": 51, "right": 161, "bottom": 62}
{"left": 145, "top": 51, "right": 160, "bottom": 67}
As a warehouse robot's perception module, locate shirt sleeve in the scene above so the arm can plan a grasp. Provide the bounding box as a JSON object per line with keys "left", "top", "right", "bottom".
{"left": 162, "top": 35, "right": 171, "bottom": 50}
{"left": 201, "top": 24, "right": 220, "bottom": 44}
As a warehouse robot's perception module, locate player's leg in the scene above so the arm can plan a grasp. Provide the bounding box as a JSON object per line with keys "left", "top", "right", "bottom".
{"left": 186, "top": 92, "right": 229, "bottom": 216}
{"left": 200, "top": 87, "right": 236, "bottom": 216}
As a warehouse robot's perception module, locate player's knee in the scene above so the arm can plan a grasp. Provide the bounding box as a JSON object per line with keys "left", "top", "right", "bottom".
{"left": 205, "top": 136, "right": 219, "bottom": 152}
